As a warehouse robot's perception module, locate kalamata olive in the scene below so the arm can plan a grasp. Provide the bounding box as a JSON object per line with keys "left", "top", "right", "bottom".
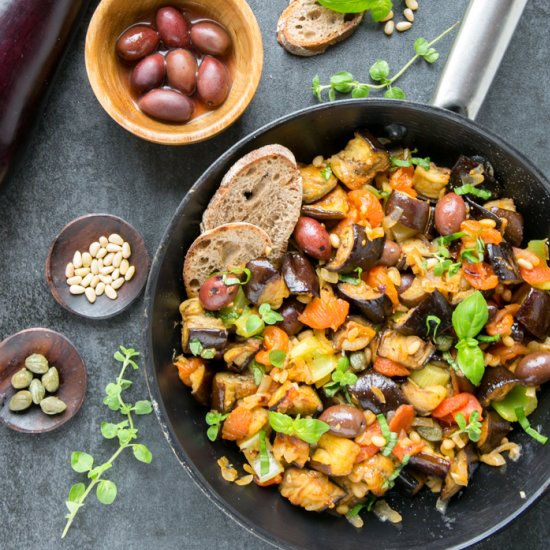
{"left": 156, "top": 6, "right": 190, "bottom": 48}
{"left": 379, "top": 240, "right": 401, "bottom": 266}
{"left": 276, "top": 297, "right": 306, "bottom": 336}
{"left": 397, "top": 272, "right": 414, "bottom": 294}
{"left": 116, "top": 25, "right": 160, "bottom": 61}
{"left": 515, "top": 352, "right": 550, "bottom": 385}
{"left": 434, "top": 192, "right": 466, "bottom": 236}
{"left": 190, "top": 20, "right": 232, "bottom": 56}
{"left": 293, "top": 216, "right": 331, "bottom": 260}
{"left": 198, "top": 274, "right": 239, "bottom": 311}
{"left": 318, "top": 404, "right": 366, "bottom": 438}
{"left": 138, "top": 89, "right": 194, "bottom": 122}
{"left": 130, "top": 53, "right": 165, "bottom": 94}
{"left": 196, "top": 56, "right": 231, "bottom": 108}
{"left": 166, "top": 49, "right": 197, "bottom": 95}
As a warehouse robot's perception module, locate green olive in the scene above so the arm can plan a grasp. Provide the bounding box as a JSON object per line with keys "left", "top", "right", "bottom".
{"left": 25, "top": 353, "right": 49, "bottom": 374}
{"left": 11, "top": 368, "right": 33, "bottom": 389}
{"left": 8, "top": 391, "right": 32, "bottom": 412}
{"left": 42, "top": 367, "right": 60, "bottom": 393}
{"left": 40, "top": 396, "right": 67, "bottom": 415}
{"left": 29, "top": 379, "right": 46, "bottom": 405}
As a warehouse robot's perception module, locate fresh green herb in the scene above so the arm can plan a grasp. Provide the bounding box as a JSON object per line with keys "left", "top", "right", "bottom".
{"left": 456, "top": 338, "right": 485, "bottom": 386}
{"left": 235, "top": 309, "right": 265, "bottom": 338}
{"left": 205, "top": 411, "right": 229, "bottom": 442}
{"left": 323, "top": 355, "right": 358, "bottom": 397}
{"left": 321, "top": 165, "right": 333, "bottom": 181}
{"left": 269, "top": 349, "right": 287, "bottom": 369}
{"left": 376, "top": 414, "right": 398, "bottom": 457}
{"left": 443, "top": 350, "right": 459, "bottom": 371}
{"left": 432, "top": 239, "right": 461, "bottom": 277}
{"left": 62, "top": 347, "right": 153, "bottom": 539}
{"left": 391, "top": 149, "right": 431, "bottom": 171}
{"left": 455, "top": 410, "right": 482, "bottom": 442}
{"left": 258, "top": 430, "right": 270, "bottom": 475}
{"left": 515, "top": 407, "right": 548, "bottom": 445}
{"left": 476, "top": 334, "right": 501, "bottom": 343}
{"left": 221, "top": 267, "right": 252, "bottom": 286}
{"left": 259, "top": 303, "right": 284, "bottom": 325}
{"left": 250, "top": 360, "right": 265, "bottom": 385}
{"left": 317, "top": 0, "right": 392, "bottom": 21}
{"left": 454, "top": 184, "right": 492, "bottom": 200}
{"left": 438, "top": 232, "right": 466, "bottom": 245}
{"left": 364, "top": 184, "right": 390, "bottom": 200}
{"left": 382, "top": 454, "right": 410, "bottom": 490}
{"left": 269, "top": 412, "right": 330, "bottom": 445}
{"left": 312, "top": 22, "right": 459, "bottom": 101}
{"left": 460, "top": 236, "right": 485, "bottom": 264}
{"left": 218, "top": 288, "right": 248, "bottom": 325}
{"left": 426, "top": 315, "right": 441, "bottom": 340}
{"left": 346, "top": 495, "right": 377, "bottom": 519}
{"left": 189, "top": 339, "right": 216, "bottom": 360}
{"left": 338, "top": 267, "right": 363, "bottom": 285}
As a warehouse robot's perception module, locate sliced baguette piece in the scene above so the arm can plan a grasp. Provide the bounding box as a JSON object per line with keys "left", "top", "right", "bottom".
{"left": 201, "top": 144, "right": 302, "bottom": 260}
{"left": 277, "top": 0, "right": 364, "bottom": 57}
{"left": 183, "top": 222, "right": 272, "bottom": 297}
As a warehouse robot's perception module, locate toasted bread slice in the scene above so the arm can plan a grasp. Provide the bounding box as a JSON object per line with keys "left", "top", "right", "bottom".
{"left": 183, "top": 222, "right": 272, "bottom": 297}
{"left": 201, "top": 144, "right": 302, "bottom": 260}
{"left": 277, "top": 0, "right": 364, "bottom": 57}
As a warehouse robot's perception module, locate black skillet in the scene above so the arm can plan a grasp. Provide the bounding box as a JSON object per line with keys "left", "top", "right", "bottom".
{"left": 143, "top": 1, "right": 549, "bottom": 548}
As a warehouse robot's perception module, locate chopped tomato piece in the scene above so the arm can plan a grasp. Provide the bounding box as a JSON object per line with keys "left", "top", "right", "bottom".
{"left": 392, "top": 440, "right": 424, "bottom": 461}
{"left": 347, "top": 189, "right": 385, "bottom": 228}
{"left": 463, "top": 262, "right": 499, "bottom": 290}
{"left": 488, "top": 341, "right": 529, "bottom": 363}
{"left": 365, "top": 265, "right": 399, "bottom": 307}
{"left": 255, "top": 326, "right": 290, "bottom": 366}
{"left": 373, "top": 356, "right": 411, "bottom": 377}
{"left": 432, "top": 393, "right": 483, "bottom": 425}
{"left": 513, "top": 245, "right": 550, "bottom": 288}
{"left": 174, "top": 356, "right": 204, "bottom": 387}
{"left": 355, "top": 422, "right": 383, "bottom": 462}
{"left": 485, "top": 304, "right": 519, "bottom": 336}
{"left": 221, "top": 406, "right": 253, "bottom": 441}
{"left": 389, "top": 404, "right": 415, "bottom": 435}
{"left": 460, "top": 220, "right": 503, "bottom": 247}
{"left": 389, "top": 166, "right": 417, "bottom": 197}
{"left": 298, "top": 293, "right": 349, "bottom": 331}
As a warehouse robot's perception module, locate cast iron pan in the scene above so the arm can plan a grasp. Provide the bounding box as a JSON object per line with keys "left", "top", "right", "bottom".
{"left": 143, "top": 2, "right": 549, "bottom": 549}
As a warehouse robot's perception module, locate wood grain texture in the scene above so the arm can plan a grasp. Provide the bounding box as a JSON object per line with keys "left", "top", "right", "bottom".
{"left": 0, "top": 328, "right": 87, "bottom": 433}
{"left": 45, "top": 213, "right": 150, "bottom": 319}
{"left": 84, "top": 0, "right": 263, "bottom": 144}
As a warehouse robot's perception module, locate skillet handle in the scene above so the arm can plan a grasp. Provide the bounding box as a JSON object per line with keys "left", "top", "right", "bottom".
{"left": 431, "top": 0, "right": 527, "bottom": 120}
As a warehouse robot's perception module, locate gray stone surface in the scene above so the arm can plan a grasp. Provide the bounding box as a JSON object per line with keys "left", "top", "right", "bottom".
{"left": 0, "top": 0, "right": 548, "bottom": 548}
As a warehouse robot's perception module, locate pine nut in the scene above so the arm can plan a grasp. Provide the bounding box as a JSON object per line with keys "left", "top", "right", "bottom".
{"left": 407, "top": 338, "right": 421, "bottom": 355}
{"left": 384, "top": 20, "right": 395, "bottom": 35}
{"left": 119, "top": 259, "right": 129, "bottom": 276}
{"left": 381, "top": 10, "right": 394, "bottom": 22}
{"left": 81, "top": 273, "right": 93, "bottom": 288}
{"left": 99, "top": 274, "right": 113, "bottom": 285}
{"left": 101, "top": 266, "right": 114, "bottom": 275}
{"left": 99, "top": 236, "right": 108, "bottom": 247}
{"left": 329, "top": 233, "right": 340, "bottom": 248}
{"left": 111, "top": 277, "right": 125, "bottom": 290}
{"left": 112, "top": 268, "right": 120, "bottom": 280}
{"left": 517, "top": 258, "right": 534, "bottom": 270}
{"left": 503, "top": 336, "right": 515, "bottom": 347}
{"left": 106, "top": 243, "right": 122, "bottom": 253}
{"left": 65, "top": 262, "right": 75, "bottom": 278}
{"left": 108, "top": 233, "right": 124, "bottom": 246}
{"left": 122, "top": 242, "right": 131, "bottom": 258}
{"left": 95, "top": 282, "right": 105, "bottom": 296}
{"left": 406, "top": 0, "right": 418, "bottom": 10}
{"left": 73, "top": 251, "right": 82, "bottom": 269}
{"left": 91, "top": 259, "right": 99, "bottom": 275}
{"left": 96, "top": 247, "right": 107, "bottom": 259}
{"left": 124, "top": 265, "right": 136, "bottom": 281}
{"left": 441, "top": 439, "right": 455, "bottom": 451}
{"left": 85, "top": 287, "right": 96, "bottom": 304}
{"left": 387, "top": 267, "right": 401, "bottom": 287}
{"left": 66, "top": 276, "right": 82, "bottom": 286}
{"left": 396, "top": 21, "right": 412, "bottom": 32}
{"left": 112, "top": 251, "right": 122, "bottom": 268}
{"left": 90, "top": 275, "right": 100, "bottom": 288}
{"left": 89, "top": 242, "right": 100, "bottom": 257}
{"left": 74, "top": 267, "right": 90, "bottom": 277}
{"left": 69, "top": 285, "right": 85, "bottom": 295}
{"left": 105, "top": 285, "right": 117, "bottom": 300}
{"left": 479, "top": 218, "right": 496, "bottom": 228}
{"left": 82, "top": 252, "right": 92, "bottom": 267}
{"left": 404, "top": 8, "right": 414, "bottom": 21}
{"left": 502, "top": 289, "right": 512, "bottom": 302}
{"left": 372, "top": 436, "right": 387, "bottom": 448}
{"left": 103, "top": 252, "right": 114, "bottom": 266}
{"left": 97, "top": 259, "right": 104, "bottom": 270}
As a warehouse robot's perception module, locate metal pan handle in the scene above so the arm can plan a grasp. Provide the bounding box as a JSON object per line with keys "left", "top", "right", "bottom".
{"left": 431, "top": 0, "right": 527, "bottom": 120}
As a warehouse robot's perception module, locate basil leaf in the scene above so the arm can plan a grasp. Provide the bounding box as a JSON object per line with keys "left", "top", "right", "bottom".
{"left": 269, "top": 411, "right": 295, "bottom": 434}
{"left": 258, "top": 430, "right": 270, "bottom": 476}
{"left": 293, "top": 418, "right": 330, "bottom": 445}
{"left": 317, "top": 0, "right": 392, "bottom": 21}
{"left": 452, "top": 291, "right": 488, "bottom": 339}
{"left": 456, "top": 343, "right": 485, "bottom": 386}
{"left": 269, "top": 349, "right": 286, "bottom": 369}
{"left": 515, "top": 407, "right": 548, "bottom": 445}
{"left": 338, "top": 267, "right": 363, "bottom": 285}
{"left": 454, "top": 184, "right": 492, "bottom": 200}
{"left": 321, "top": 165, "right": 333, "bottom": 181}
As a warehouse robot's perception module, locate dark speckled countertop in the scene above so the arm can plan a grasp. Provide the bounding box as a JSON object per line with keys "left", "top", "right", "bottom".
{"left": 0, "top": 1, "right": 548, "bottom": 548}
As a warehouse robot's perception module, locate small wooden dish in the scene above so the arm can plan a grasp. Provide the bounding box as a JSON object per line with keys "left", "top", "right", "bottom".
{"left": 45, "top": 214, "right": 150, "bottom": 319}
{"left": 85, "top": 0, "right": 263, "bottom": 144}
{"left": 0, "top": 328, "right": 87, "bottom": 433}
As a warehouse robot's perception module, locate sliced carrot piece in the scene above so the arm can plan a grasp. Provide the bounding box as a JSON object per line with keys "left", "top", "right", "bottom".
{"left": 389, "top": 166, "right": 417, "bottom": 197}
{"left": 463, "top": 262, "right": 499, "bottom": 290}
{"left": 221, "top": 406, "right": 253, "bottom": 441}
{"left": 485, "top": 304, "right": 520, "bottom": 336}
{"left": 393, "top": 440, "right": 424, "bottom": 461}
{"left": 255, "top": 326, "right": 290, "bottom": 366}
{"left": 347, "top": 189, "right": 385, "bottom": 228}
{"left": 298, "top": 295, "right": 349, "bottom": 331}
{"left": 174, "top": 356, "right": 204, "bottom": 387}
{"left": 460, "top": 220, "right": 503, "bottom": 246}
{"left": 373, "top": 356, "right": 411, "bottom": 377}
{"left": 389, "top": 404, "right": 415, "bottom": 434}
{"left": 488, "top": 341, "right": 529, "bottom": 363}
{"left": 432, "top": 393, "right": 483, "bottom": 425}
{"left": 365, "top": 265, "right": 399, "bottom": 307}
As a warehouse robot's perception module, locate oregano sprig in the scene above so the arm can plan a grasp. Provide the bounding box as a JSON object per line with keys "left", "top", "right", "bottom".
{"left": 61, "top": 346, "right": 153, "bottom": 539}
{"left": 312, "top": 22, "right": 459, "bottom": 101}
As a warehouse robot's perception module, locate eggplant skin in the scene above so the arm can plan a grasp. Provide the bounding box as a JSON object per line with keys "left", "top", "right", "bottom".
{"left": 282, "top": 251, "right": 320, "bottom": 297}
{"left": 464, "top": 197, "right": 502, "bottom": 230}
{"left": 385, "top": 190, "right": 431, "bottom": 233}
{"left": 489, "top": 207, "right": 523, "bottom": 247}
{"left": 394, "top": 290, "right": 452, "bottom": 338}
{"left": 516, "top": 287, "right": 550, "bottom": 340}
{"left": 244, "top": 258, "right": 289, "bottom": 308}
{"left": 449, "top": 155, "right": 502, "bottom": 199}
{"left": 477, "top": 410, "right": 512, "bottom": 454}
{"left": 336, "top": 281, "right": 392, "bottom": 324}
{"left": 349, "top": 372, "right": 406, "bottom": 414}
{"left": 476, "top": 365, "right": 520, "bottom": 407}
{"left": 378, "top": 330, "right": 435, "bottom": 369}
{"left": 486, "top": 242, "right": 522, "bottom": 285}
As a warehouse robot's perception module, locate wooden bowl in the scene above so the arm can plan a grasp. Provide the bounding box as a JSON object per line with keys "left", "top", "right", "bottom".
{"left": 0, "top": 328, "right": 87, "bottom": 433}
{"left": 85, "top": 0, "right": 263, "bottom": 144}
{"left": 45, "top": 214, "right": 150, "bottom": 319}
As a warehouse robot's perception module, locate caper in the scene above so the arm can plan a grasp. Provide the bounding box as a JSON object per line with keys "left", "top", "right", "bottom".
{"left": 42, "top": 367, "right": 60, "bottom": 393}
{"left": 40, "top": 396, "right": 67, "bottom": 415}
{"left": 8, "top": 391, "right": 33, "bottom": 412}
{"left": 29, "top": 379, "right": 46, "bottom": 405}
{"left": 11, "top": 368, "right": 33, "bottom": 389}
{"left": 349, "top": 349, "right": 371, "bottom": 372}
{"left": 25, "top": 353, "right": 49, "bottom": 374}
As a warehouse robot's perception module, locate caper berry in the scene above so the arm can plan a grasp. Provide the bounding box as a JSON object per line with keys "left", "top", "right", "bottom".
{"left": 8, "top": 391, "right": 33, "bottom": 412}
{"left": 40, "top": 396, "right": 67, "bottom": 415}
{"left": 42, "top": 367, "right": 60, "bottom": 393}
{"left": 11, "top": 368, "right": 33, "bottom": 389}
{"left": 29, "top": 379, "right": 46, "bottom": 405}
{"left": 25, "top": 353, "right": 49, "bottom": 374}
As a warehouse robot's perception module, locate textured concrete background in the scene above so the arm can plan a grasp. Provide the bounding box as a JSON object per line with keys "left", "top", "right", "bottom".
{"left": 0, "top": 0, "right": 548, "bottom": 548}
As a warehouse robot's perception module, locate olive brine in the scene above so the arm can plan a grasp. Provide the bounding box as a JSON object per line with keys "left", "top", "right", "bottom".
{"left": 174, "top": 131, "right": 550, "bottom": 526}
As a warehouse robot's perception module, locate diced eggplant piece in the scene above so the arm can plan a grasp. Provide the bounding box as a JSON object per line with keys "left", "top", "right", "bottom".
{"left": 332, "top": 316, "right": 376, "bottom": 352}
{"left": 282, "top": 252, "right": 320, "bottom": 297}
{"left": 394, "top": 290, "right": 453, "bottom": 338}
{"left": 412, "top": 164, "right": 451, "bottom": 200}
{"left": 401, "top": 380, "right": 447, "bottom": 414}
{"left": 329, "top": 130, "right": 391, "bottom": 190}
{"left": 244, "top": 258, "right": 289, "bottom": 309}
{"left": 276, "top": 297, "right": 306, "bottom": 336}
{"left": 486, "top": 242, "right": 522, "bottom": 285}
{"left": 464, "top": 197, "right": 502, "bottom": 230}
{"left": 408, "top": 451, "right": 450, "bottom": 479}
{"left": 272, "top": 433, "right": 310, "bottom": 468}
{"left": 449, "top": 155, "right": 501, "bottom": 200}
{"left": 223, "top": 339, "right": 262, "bottom": 373}
{"left": 398, "top": 276, "right": 431, "bottom": 309}
{"left": 477, "top": 410, "right": 512, "bottom": 453}
{"left": 349, "top": 453, "right": 395, "bottom": 496}
{"left": 301, "top": 185, "right": 349, "bottom": 220}
{"left": 349, "top": 372, "right": 406, "bottom": 414}
{"left": 440, "top": 447, "right": 477, "bottom": 501}
{"left": 188, "top": 362, "right": 214, "bottom": 407}
{"left": 337, "top": 281, "right": 392, "bottom": 324}
{"left": 280, "top": 468, "right": 346, "bottom": 512}
{"left": 268, "top": 381, "right": 323, "bottom": 415}
{"left": 377, "top": 330, "right": 435, "bottom": 370}
{"left": 310, "top": 433, "right": 361, "bottom": 477}
{"left": 516, "top": 287, "right": 550, "bottom": 339}
{"left": 476, "top": 365, "right": 520, "bottom": 407}
{"left": 180, "top": 298, "right": 228, "bottom": 353}
{"left": 300, "top": 163, "right": 338, "bottom": 204}
{"left": 489, "top": 207, "right": 524, "bottom": 246}
{"left": 211, "top": 372, "right": 258, "bottom": 413}
{"left": 396, "top": 469, "right": 425, "bottom": 496}
{"left": 385, "top": 190, "right": 431, "bottom": 234}
{"left": 326, "top": 224, "right": 385, "bottom": 273}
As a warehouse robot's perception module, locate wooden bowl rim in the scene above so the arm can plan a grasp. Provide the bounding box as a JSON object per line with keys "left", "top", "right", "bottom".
{"left": 84, "top": 0, "right": 264, "bottom": 145}
{"left": 45, "top": 213, "right": 150, "bottom": 320}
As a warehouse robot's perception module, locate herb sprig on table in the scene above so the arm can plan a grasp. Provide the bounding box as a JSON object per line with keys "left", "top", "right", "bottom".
{"left": 317, "top": 0, "right": 393, "bottom": 21}
{"left": 312, "top": 22, "right": 459, "bottom": 101}
{"left": 61, "top": 346, "right": 153, "bottom": 539}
